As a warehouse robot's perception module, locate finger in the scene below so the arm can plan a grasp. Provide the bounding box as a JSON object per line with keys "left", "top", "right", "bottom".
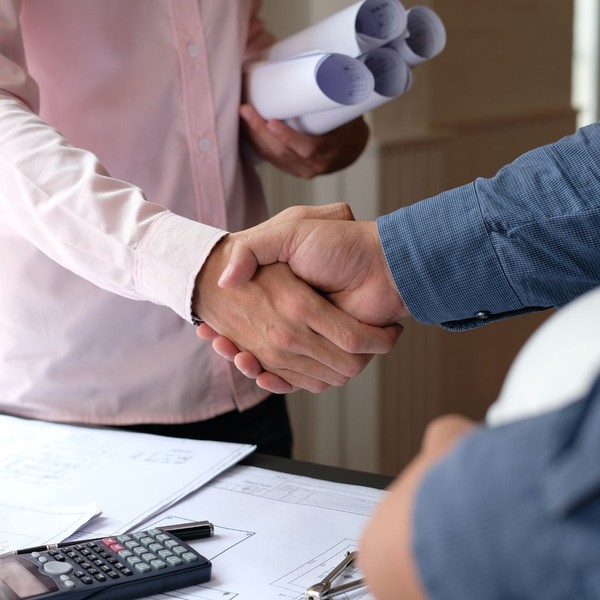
{"left": 212, "top": 337, "right": 240, "bottom": 362}
{"left": 232, "top": 352, "right": 301, "bottom": 394}
{"left": 255, "top": 372, "right": 300, "bottom": 394}
{"left": 196, "top": 323, "right": 220, "bottom": 340}
{"left": 219, "top": 204, "right": 356, "bottom": 288}
{"left": 265, "top": 202, "right": 355, "bottom": 224}
{"left": 265, "top": 119, "right": 321, "bottom": 159}
{"left": 233, "top": 351, "right": 264, "bottom": 379}
{"left": 218, "top": 242, "right": 261, "bottom": 287}
{"left": 257, "top": 365, "right": 340, "bottom": 394}
{"left": 240, "top": 104, "right": 290, "bottom": 157}
{"left": 307, "top": 301, "right": 404, "bottom": 357}
{"left": 421, "top": 415, "right": 477, "bottom": 455}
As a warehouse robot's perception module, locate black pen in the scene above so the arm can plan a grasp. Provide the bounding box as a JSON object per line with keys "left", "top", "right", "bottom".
{"left": 1, "top": 520, "right": 214, "bottom": 557}
{"left": 157, "top": 520, "right": 215, "bottom": 541}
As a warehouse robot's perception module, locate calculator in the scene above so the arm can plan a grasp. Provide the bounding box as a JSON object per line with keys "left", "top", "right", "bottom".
{"left": 0, "top": 527, "right": 212, "bottom": 600}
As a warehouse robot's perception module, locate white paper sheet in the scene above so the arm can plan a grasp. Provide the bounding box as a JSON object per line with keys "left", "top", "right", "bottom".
{"left": 246, "top": 52, "right": 374, "bottom": 121}
{"left": 137, "top": 464, "right": 387, "bottom": 599}
{"left": 0, "top": 500, "right": 98, "bottom": 554}
{"left": 288, "top": 46, "right": 412, "bottom": 135}
{"left": 266, "top": 0, "right": 408, "bottom": 61}
{"left": 0, "top": 415, "right": 254, "bottom": 536}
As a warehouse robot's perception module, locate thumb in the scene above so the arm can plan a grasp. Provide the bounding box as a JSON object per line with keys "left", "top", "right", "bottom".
{"left": 218, "top": 224, "right": 291, "bottom": 288}
{"left": 218, "top": 202, "right": 355, "bottom": 288}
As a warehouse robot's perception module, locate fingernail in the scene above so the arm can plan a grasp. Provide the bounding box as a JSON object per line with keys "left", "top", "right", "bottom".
{"left": 218, "top": 264, "right": 232, "bottom": 287}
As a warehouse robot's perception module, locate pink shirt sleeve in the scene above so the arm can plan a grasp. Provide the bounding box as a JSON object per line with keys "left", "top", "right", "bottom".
{"left": 0, "top": 0, "right": 226, "bottom": 322}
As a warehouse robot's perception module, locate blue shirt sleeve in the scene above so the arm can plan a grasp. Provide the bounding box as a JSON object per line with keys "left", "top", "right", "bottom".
{"left": 412, "top": 374, "right": 600, "bottom": 599}
{"left": 377, "top": 123, "right": 600, "bottom": 329}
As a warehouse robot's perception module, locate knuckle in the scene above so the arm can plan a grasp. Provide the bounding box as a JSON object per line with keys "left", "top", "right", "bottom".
{"left": 345, "top": 357, "right": 367, "bottom": 379}
{"left": 336, "top": 203, "right": 354, "bottom": 220}
{"left": 307, "top": 380, "right": 330, "bottom": 394}
{"left": 340, "top": 330, "right": 363, "bottom": 354}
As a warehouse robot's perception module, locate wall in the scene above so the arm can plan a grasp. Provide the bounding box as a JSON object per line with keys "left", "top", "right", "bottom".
{"left": 257, "top": 0, "right": 576, "bottom": 474}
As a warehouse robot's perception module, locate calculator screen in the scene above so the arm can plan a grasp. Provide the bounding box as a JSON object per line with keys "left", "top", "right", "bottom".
{"left": 0, "top": 558, "right": 56, "bottom": 599}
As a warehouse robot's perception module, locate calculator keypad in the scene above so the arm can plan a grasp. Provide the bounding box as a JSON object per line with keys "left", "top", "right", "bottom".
{"left": 29, "top": 528, "right": 199, "bottom": 590}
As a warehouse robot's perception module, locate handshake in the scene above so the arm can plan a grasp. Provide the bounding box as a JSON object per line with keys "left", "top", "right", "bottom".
{"left": 193, "top": 203, "right": 409, "bottom": 394}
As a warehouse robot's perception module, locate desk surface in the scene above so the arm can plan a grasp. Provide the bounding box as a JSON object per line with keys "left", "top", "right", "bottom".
{"left": 243, "top": 454, "right": 393, "bottom": 490}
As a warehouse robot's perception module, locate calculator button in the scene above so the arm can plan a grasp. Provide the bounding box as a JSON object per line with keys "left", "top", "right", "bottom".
{"left": 155, "top": 533, "right": 170, "bottom": 543}
{"left": 63, "top": 580, "right": 75, "bottom": 589}
{"left": 165, "top": 556, "right": 183, "bottom": 567}
{"left": 164, "top": 539, "right": 178, "bottom": 548}
{"left": 181, "top": 552, "right": 199, "bottom": 563}
{"left": 94, "top": 574, "right": 107, "bottom": 582}
{"left": 150, "top": 559, "right": 167, "bottom": 570}
{"left": 148, "top": 543, "right": 162, "bottom": 553}
{"left": 124, "top": 540, "right": 139, "bottom": 550}
{"left": 120, "top": 567, "right": 134, "bottom": 576}
{"left": 80, "top": 576, "right": 94, "bottom": 585}
{"left": 106, "top": 571, "right": 120, "bottom": 579}
{"left": 141, "top": 553, "right": 156, "bottom": 563}
{"left": 116, "top": 535, "right": 131, "bottom": 543}
{"left": 133, "top": 546, "right": 147, "bottom": 557}
{"left": 43, "top": 561, "right": 73, "bottom": 576}
{"left": 172, "top": 545, "right": 187, "bottom": 556}
{"left": 146, "top": 528, "right": 161, "bottom": 537}
{"left": 157, "top": 549, "right": 173, "bottom": 559}
{"left": 134, "top": 562, "right": 151, "bottom": 574}
{"left": 140, "top": 536, "right": 154, "bottom": 546}
{"left": 126, "top": 556, "right": 142, "bottom": 566}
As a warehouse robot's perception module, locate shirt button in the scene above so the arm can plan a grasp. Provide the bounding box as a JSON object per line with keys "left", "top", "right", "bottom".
{"left": 197, "top": 138, "right": 211, "bottom": 153}
{"left": 187, "top": 42, "right": 199, "bottom": 58}
{"left": 474, "top": 311, "right": 490, "bottom": 320}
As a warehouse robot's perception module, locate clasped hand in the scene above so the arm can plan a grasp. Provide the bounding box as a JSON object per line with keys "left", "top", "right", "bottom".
{"left": 194, "top": 203, "right": 409, "bottom": 393}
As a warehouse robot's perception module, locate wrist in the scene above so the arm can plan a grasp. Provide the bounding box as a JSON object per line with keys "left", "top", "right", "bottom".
{"left": 192, "top": 234, "right": 233, "bottom": 323}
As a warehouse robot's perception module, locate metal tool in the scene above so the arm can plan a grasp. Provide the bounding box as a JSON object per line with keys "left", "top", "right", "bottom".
{"left": 304, "top": 550, "right": 366, "bottom": 599}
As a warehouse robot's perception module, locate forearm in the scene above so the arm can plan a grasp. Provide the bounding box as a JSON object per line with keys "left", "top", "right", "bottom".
{"left": 0, "top": 96, "right": 227, "bottom": 320}
{"left": 379, "top": 124, "right": 600, "bottom": 329}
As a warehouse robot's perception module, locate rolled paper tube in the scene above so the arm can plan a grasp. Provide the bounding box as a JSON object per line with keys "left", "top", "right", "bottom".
{"left": 386, "top": 5, "right": 446, "bottom": 67}
{"left": 288, "top": 46, "right": 412, "bottom": 135}
{"left": 266, "top": 0, "right": 408, "bottom": 60}
{"left": 246, "top": 52, "right": 375, "bottom": 121}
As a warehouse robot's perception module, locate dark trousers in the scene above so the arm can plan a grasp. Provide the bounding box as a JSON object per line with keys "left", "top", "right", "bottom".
{"left": 120, "top": 393, "right": 293, "bottom": 458}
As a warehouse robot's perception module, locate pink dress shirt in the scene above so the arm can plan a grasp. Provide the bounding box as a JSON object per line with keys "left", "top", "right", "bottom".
{"left": 0, "top": 0, "right": 272, "bottom": 424}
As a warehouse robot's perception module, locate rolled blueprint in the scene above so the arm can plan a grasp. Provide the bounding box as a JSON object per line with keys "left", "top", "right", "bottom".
{"left": 245, "top": 52, "right": 374, "bottom": 121}
{"left": 386, "top": 5, "right": 446, "bottom": 67}
{"left": 287, "top": 46, "right": 412, "bottom": 135}
{"left": 266, "top": 0, "right": 408, "bottom": 60}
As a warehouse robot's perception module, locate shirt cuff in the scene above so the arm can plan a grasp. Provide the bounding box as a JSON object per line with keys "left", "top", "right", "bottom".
{"left": 134, "top": 212, "right": 227, "bottom": 322}
{"left": 376, "top": 182, "right": 526, "bottom": 329}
